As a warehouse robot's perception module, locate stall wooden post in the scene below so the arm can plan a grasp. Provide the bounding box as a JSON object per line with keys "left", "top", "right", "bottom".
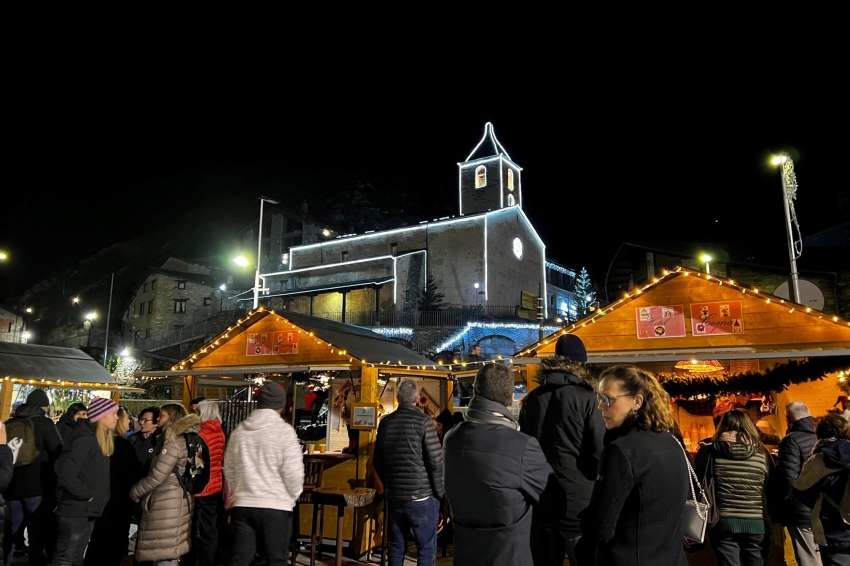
{"left": 355, "top": 366, "right": 379, "bottom": 556}
{"left": 182, "top": 375, "right": 196, "bottom": 410}
{"left": 526, "top": 363, "right": 541, "bottom": 393}
{"left": 111, "top": 391, "right": 121, "bottom": 405}
{"left": 0, "top": 379, "right": 14, "bottom": 421}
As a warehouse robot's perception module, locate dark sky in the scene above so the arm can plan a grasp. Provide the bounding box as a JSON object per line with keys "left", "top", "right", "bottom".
{"left": 2, "top": 52, "right": 847, "bottom": 299}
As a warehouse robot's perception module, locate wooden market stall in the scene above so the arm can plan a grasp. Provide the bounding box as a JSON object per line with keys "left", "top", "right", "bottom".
{"left": 0, "top": 341, "right": 126, "bottom": 420}
{"left": 136, "top": 307, "right": 452, "bottom": 558}
{"left": 516, "top": 266, "right": 850, "bottom": 443}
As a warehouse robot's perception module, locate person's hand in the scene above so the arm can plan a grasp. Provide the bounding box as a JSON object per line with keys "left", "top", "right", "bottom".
{"left": 0, "top": 422, "right": 6, "bottom": 445}
{"left": 8, "top": 438, "right": 23, "bottom": 465}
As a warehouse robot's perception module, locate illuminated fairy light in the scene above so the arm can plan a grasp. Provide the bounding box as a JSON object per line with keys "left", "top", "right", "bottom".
{"left": 464, "top": 123, "right": 513, "bottom": 162}
{"left": 434, "top": 321, "right": 561, "bottom": 353}
{"left": 484, "top": 215, "right": 489, "bottom": 300}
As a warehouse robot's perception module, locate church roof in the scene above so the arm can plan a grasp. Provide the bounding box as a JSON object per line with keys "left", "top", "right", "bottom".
{"left": 465, "top": 122, "right": 513, "bottom": 162}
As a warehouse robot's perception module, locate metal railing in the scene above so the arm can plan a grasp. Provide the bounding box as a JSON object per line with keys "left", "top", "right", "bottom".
{"left": 133, "top": 307, "right": 245, "bottom": 352}
{"left": 313, "top": 305, "right": 521, "bottom": 327}
{"left": 217, "top": 387, "right": 257, "bottom": 433}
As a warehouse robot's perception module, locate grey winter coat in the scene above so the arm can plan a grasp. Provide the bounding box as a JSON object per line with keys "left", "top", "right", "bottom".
{"left": 130, "top": 413, "right": 200, "bottom": 562}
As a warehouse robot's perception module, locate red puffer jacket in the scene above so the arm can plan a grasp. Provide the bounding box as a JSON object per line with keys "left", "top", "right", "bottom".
{"left": 198, "top": 419, "right": 226, "bottom": 497}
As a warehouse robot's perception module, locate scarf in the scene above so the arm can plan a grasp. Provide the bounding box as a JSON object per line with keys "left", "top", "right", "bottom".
{"left": 464, "top": 395, "right": 518, "bottom": 430}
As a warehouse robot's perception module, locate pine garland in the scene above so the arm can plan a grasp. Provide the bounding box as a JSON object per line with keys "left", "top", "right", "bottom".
{"left": 658, "top": 356, "right": 850, "bottom": 399}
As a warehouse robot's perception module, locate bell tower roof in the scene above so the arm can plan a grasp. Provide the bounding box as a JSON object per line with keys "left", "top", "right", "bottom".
{"left": 465, "top": 122, "right": 512, "bottom": 162}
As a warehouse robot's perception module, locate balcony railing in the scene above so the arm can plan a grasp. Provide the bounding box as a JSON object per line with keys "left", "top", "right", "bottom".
{"left": 313, "top": 305, "right": 524, "bottom": 327}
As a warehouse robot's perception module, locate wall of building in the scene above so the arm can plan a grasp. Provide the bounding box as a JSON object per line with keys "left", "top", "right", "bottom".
{"left": 289, "top": 225, "right": 428, "bottom": 270}
{"left": 123, "top": 273, "right": 215, "bottom": 340}
{"left": 460, "top": 158, "right": 504, "bottom": 216}
{"left": 0, "top": 308, "right": 25, "bottom": 343}
{"left": 485, "top": 210, "right": 545, "bottom": 309}
{"left": 426, "top": 218, "right": 485, "bottom": 305}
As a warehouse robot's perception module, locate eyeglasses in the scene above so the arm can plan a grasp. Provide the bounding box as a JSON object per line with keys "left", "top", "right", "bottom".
{"left": 596, "top": 393, "right": 635, "bottom": 408}
{"left": 139, "top": 419, "right": 155, "bottom": 423}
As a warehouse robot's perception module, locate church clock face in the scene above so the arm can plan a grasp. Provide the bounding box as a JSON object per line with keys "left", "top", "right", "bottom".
{"left": 512, "top": 237, "right": 523, "bottom": 260}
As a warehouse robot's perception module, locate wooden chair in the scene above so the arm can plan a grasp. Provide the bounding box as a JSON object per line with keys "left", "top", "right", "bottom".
{"left": 290, "top": 458, "right": 326, "bottom": 566}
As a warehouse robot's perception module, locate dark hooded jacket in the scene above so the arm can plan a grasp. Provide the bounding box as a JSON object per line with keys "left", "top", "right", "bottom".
{"left": 0, "top": 444, "right": 14, "bottom": 561}
{"left": 768, "top": 416, "right": 817, "bottom": 526}
{"left": 518, "top": 358, "right": 604, "bottom": 534}
{"left": 54, "top": 419, "right": 111, "bottom": 518}
{"left": 4, "top": 402, "right": 63, "bottom": 499}
{"left": 793, "top": 438, "right": 850, "bottom": 554}
{"left": 444, "top": 395, "right": 552, "bottom": 566}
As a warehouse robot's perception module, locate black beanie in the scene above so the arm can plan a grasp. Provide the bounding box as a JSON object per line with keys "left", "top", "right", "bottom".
{"left": 554, "top": 334, "right": 587, "bottom": 363}
{"left": 258, "top": 382, "right": 287, "bottom": 410}
{"left": 26, "top": 388, "right": 51, "bottom": 408}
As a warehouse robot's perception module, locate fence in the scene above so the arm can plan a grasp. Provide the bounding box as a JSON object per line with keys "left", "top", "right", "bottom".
{"left": 313, "top": 305, "right": 522, "bottom": 327}
{"left": 217, "top": 387, "right": 257, "bottom": 433}
{"left": 133, "top": 307, "right": 245, "bottom": 352}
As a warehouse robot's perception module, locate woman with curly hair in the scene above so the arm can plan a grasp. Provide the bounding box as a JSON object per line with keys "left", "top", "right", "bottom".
{"left": 577, "top": 365, "right": 689, "bottom": 566}
{"left": 695, "top": 408, "right": 772, "bottom": 566}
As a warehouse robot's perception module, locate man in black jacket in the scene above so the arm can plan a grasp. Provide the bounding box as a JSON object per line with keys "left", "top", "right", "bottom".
{"left": 373, "top": 380, "right": 444, "bottom": 566}
{"left": 518, "top": 334, "right": 604, "bottom": 566}
{"left": 444, "top": 363, "right": 552, "bottom": 566}
{"left": 770, "top": 402, "right": 819, "bottom": 566}
{"left": 128, "top": 406, "right": 161, "bottom": 471}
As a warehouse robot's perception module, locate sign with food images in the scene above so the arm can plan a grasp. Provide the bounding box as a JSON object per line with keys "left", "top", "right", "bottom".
{"left": 690, "top": 301, "right": 744, "bottom": 335}
{"left": 635, "top": 305, "right": 687, "bottom": 339}
{"left": 246, "top": 330, "right": 300, "bottom": 356}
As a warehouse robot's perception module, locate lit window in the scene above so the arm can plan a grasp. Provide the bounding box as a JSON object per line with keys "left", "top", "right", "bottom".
{"left": 512, "top": 237, "right": 523, "bottom": 260}
{"left": 507, "top": 169, "right": 514, "bottom": 190}
{"left": 475, "top": 166, "right": 486, "bottom": 188}
{"left": 508, "top": 194, "right": 515, "bottom": 206}
{"left": 174, "top": 300, "right": 188, "bottom": 314}
{"left": 177, "top": 281, "right": 186, "bottom": 290}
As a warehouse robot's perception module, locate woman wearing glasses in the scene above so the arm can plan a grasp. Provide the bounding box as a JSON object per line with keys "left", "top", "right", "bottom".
{"left": 576, "top": 365, "right": 689, "bottom": 566}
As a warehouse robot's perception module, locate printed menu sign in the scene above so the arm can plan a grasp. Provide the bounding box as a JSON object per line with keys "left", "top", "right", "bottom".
{"left": 246, "top": 330, "right": 299, "bottom": 356}
{"left": 635, "top": 305, "right": 687, "bottom": 339}
{"left": 690, "top": 301, "right": 744, "bottom": 335}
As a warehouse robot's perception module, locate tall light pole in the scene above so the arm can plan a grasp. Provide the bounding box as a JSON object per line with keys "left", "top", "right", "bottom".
{"left": 84, "top": 312, "right": 97, "bottom": 348}
{"left": 771, "top": 154, "right": 802, "bottom": 303}
{"left": 254, "top": 196, "right": 280, "bottom": 309}
{"left": 700, "top": 254, "right": 712, "bottom": 275}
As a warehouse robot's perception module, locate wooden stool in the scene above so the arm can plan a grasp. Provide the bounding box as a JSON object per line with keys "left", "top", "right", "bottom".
{"left": 290, "top": 459, "right": 325, "bottom": 566}
{"left": 311, "top": 487, "right": 376, "bottom": 566}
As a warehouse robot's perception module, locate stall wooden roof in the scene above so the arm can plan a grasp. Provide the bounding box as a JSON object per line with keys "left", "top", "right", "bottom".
{"left": 136, "top": 307, "right": 449, "bottom": 380}
{"left": 517, "top": 266, "right": 850, "bottom": 362}
{"left": 0, "top": 341, "right": 120, "bottom": 389}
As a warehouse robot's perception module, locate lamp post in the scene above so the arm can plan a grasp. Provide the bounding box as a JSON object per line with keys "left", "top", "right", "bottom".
{"left": 771, "top": 154, "right": 802, "bottom": 303}
{"left": 84, "top": 312, "right": 97, "bottom": 348}
{"left": 253, "top": 196, "right": 281, "bottom": 309}
{"left": 700, "top": 254, "right": 712, "bottom": 275}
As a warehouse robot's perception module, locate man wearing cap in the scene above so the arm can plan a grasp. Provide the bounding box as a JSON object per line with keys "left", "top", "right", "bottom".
{"left": 518, "top": 334, "right": 604, "bottom": 566}
{"left": 224, "top": 382, "right": 304, "bottom": 566}
{"left": 189, "top": 396, "right": 206, "bottom": 415}
{"left": 4, "top": 388, "right": 63, "bottom": 566}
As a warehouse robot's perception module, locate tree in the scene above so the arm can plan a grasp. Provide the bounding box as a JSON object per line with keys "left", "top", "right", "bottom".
{"left": 417, "top": 275, "right": 445, "bottom": 311}
{"left": 576, "top": 267, "right": 596, "bottom": 318}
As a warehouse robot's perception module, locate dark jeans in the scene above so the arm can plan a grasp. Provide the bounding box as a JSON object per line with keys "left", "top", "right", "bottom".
{"left": 7, "top": 496, "right": 46, "bottom": 566}
{"left": 185, "top": 492, "right": 221, "bottom": 566}
{"left": 230, "top": 507, "right": 292, "bottom": 566}
{"left": 52, "top": 516, "right": 96, "bottom": 566}
{"left": 387, "top": 496, "right": 439, "bottom": 566}
{"left": 709, "top": 528, "right": 770, "bottom": 566}
{"left": 530, "top": 523, "right": 581, "bottom": 566}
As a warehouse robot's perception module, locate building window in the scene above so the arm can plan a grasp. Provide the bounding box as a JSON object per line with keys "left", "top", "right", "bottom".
{"left": 151, "top": 279, "right": 156, "bottom": 290}
{"left": 143, "top": 283, "right": 148, "bottom": 293}
{"left": 507, "top": 169, "right": 514, "bottom": 190}
{"left": 177, "top": 281, "right": 187, "bottom": 290}
{"left": 341, "top": 251, "right": 349, "bottom": 262}
{"left": 507, "top": 194, "right": 515, "bottom": 206}
{"left": 138, "top": 304, "right": 144, "bottom": 317}
{"left": 475, "top": 165, "right": 486, "bottom": 188}
{"left": 145, "top": 329, "right": 151, "bottom": 338}
{"left": 148, "top": 301, "right": 153, "bottom": 314}
{"left": 390, "top": 243, "right": 398, "bottom": 256}
{"left": 203, "top": 298, "right": 212, "bottom": 306}
{"left": 174, "top": 300, "right": 188, "bottom": 314}
{"left": 512, "top": 237, "right": 524, "bottom": 260}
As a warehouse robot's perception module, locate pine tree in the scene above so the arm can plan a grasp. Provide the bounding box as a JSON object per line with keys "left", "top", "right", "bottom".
{"left": 417, "top": 275, "right": 445, "bottom": 311}
{"left": 575, "top": 267, "right": 596, "bottom": 318}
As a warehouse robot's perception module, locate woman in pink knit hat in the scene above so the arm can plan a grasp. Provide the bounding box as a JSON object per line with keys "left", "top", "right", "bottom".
{"left": 52, "top": 396, "right": 119, "bottom": 566}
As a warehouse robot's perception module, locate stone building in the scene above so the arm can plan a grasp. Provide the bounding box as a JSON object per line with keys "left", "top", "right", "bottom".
{"left": 260, "top": 123, "right": 551, "bottom": 325}
{"left": 0, "top": 305, "right": 27, "bottom": 343}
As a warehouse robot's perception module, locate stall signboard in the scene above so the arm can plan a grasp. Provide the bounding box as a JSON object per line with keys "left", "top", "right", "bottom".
{"left": 245, "top": 330, "right": 300, "bottom": 356}
{"left": 690, "top": 301, "right": 744, "bottom": 335}
{"left": 635, "top": 305, "right": 687, "bottom": 339}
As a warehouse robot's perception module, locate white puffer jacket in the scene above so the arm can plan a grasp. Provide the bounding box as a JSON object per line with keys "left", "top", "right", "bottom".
{"left": 224, "top": 408, "right": 304, "bottom": 511}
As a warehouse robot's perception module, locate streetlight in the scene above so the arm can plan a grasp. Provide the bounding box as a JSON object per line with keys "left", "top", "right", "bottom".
{"left": 84, "top": 311, "right": 97, "bottom": 348}
{"left": 0, "top": 252, "right": 7, "bottom": 261}
{"left": 72, "top": 297, "right": 80, "bottom": 305}
{"left": 771, "top": 153, "right": 802, "bottom": 303}
{"left": 252, "top": 196, "right": 281, "bottom": 309}
{"left": 700, "top": 254, "right": 712, "bottom": 275}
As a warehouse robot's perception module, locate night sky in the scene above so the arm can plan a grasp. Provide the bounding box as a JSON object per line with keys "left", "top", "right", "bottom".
{"left": 2, "top": 56, "right": 847, "bottom": 300}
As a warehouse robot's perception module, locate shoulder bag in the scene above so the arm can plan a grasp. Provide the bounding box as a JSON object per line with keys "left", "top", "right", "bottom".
{"left": 678, "top": 441, "right": 710, "bottom": 543}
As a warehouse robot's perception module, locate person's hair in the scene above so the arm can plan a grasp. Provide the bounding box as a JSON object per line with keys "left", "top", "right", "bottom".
{"left": 113, "top": 407, "right": 129, "bottom": 438}
{"left": 816, "top": 413, "right": 850, "bottom": 440}
{"left": 452, "top": 411, "right": 464, "bottom": 426}
{"left": 95, "top": 419, "right": 115, "bottom": 456}
{"left": 786, "top": 401, "right": 812, "bottom": 423}
{"left": 198, "top": 400, "right": 221, "bottom": 423}
{"left": 140, "top": 406, "right": 161, "bottom": 424}
{"left": 397, "top": 380, "right": 419, "bottom": 404}
{"left": 159, "top": 403, "right": 188, "bottom": 430}
{"left": 435, "top": 409, "right": 454, "bottom": 436}
{"left": 713, "top": 408, "right": 760, "bottom": 445}
{"left": 598, "top": 365, "right": 675, "bottom": 432}
{"left": 66, "top": 402, "right": 88, "bottom": 419}
{"left": 473, "top": 364, "right": 514, "bottom": 406}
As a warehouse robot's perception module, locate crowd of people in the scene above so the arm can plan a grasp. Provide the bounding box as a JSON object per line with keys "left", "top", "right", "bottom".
{"left": 0, "top": 337, "right": 848, "bottom": 566}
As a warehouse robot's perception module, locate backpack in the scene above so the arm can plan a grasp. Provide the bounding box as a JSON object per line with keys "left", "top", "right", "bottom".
{"left": 173, "top": 432, "right": 210, "bottom": 496}
{"left": 5, "top": 416, "right": 39, "bottom": 467}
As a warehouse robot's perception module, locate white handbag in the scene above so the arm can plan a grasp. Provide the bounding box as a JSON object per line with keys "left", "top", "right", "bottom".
{"left": 678, "top": 441, "right": 710, "bottom": 543}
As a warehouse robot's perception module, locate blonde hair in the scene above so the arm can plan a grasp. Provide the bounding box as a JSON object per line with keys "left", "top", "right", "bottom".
{"left": 599, "top": 365, "right": 676, "bottom": 433}
{"left": 96, "top": 420, "right": 115, "bottom": 457}
{"left": 160, "top": 403, "right": 188, "bottom": 431}
{"left": 113, "top": 407, "right": 129, "bottom": 438}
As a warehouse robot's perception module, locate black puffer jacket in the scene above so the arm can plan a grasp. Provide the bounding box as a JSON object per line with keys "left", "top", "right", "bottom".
{"left": 794, "top": 438, "right": 850, "bottom": 555}
{"left": 0, "top": 444, "right": 14, "bottom": 565}
{"left": 54, "top": 419, "right": 111, "bottom": 518}
{"left": 768, "top": 416, "right": 817, "bottom": 526}
{"left": 373, "top": 404, "right": 444, "bottom": 503}
{"left": 518, "top": 358, "right": 604, "bottom": 534}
